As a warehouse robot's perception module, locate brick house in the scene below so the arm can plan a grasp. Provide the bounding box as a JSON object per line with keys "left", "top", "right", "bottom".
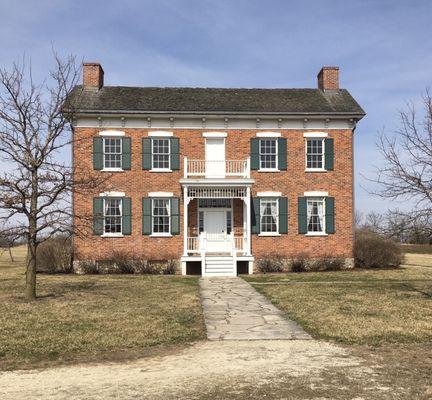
{"left": 66, "top": 63, "right": 365, "bottom": 276}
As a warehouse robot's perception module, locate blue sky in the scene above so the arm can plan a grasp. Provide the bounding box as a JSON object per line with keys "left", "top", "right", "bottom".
{"left": 1, "top": 0, "right": 431, "bottom": 214}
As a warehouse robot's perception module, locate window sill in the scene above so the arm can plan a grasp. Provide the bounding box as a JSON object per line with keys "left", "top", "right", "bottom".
{"left": 258, "top": 168, "right": 280, "bottom": 173}
{"left": 258, "top": 233, "right": 281, "bottom": 237}
{"left": 150, "top": 234, "right": 173, "bottom": 237}
{"left": 305, "top": 169, "right": 327, "bottom": 173}
{"left": 305, "top": 232, "right": 328, "bottom": 237}
{"left": 101, "top": 168, "right": 124, "bottom": 172}
{"left": 101, "top": 233, "right": 124, "bottom": 238}
{"left": 150, "top": 169, "right": 173, "bottom": 173}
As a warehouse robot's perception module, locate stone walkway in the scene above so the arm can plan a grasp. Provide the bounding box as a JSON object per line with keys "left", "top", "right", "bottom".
{"left": 199, "top": 277, "right": 311, "bottom": 340}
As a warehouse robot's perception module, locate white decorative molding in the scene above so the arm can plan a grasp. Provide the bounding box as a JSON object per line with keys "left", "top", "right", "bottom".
{"left": 257, "top": 191, "right": 282, "bottom": 197}
{"left": 99, "top": 130, "right": 125, "bottom": 137}
{"left": 304, "top": 191, "right": 329, "bottom": 197}
{"left": 303, "top": 131, "right": 328, "bottom": 138}
{"left": 148, "top": 191, "right": 174, "bottom": 197}
{"left": 202, "top": 132, "right": 227, "bottom": 138}
{"left": 148, "top": 131, "right": 173, "bottom": 137}
{"left": 256, "top": 131, "right": 281, "bottom": 138}
{"left": 99, "top": 191, "right": 126, "bottom": 197}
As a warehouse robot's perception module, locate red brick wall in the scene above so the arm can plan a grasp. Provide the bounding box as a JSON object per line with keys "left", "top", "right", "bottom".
{"left": 318, "top": 67, "right": 339, "bottom": 91}
{"left": 83, "top": 63, "right": 104, "bottom": 90}
{"left": 73, "top": 128, "right": 353, "bottom": 261}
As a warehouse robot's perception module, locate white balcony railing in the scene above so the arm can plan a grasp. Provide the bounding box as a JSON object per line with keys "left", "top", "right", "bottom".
{"left": 184, "top": 157, "right": 250, "bottom": 179}
{"left": 187, "top": 233, "right": 245, "bottom": 254}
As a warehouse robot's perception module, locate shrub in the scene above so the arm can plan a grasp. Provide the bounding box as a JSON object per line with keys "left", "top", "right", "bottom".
{"left": 354, "top": 230, "right": 404, "bottom": 268}
{"left": 111, "top": 250, "right": 136, "bottom": 274}
{"left": 290, "top": 253, "right": 309, "bottom": 273}
{"left": 79, "top": 260, "right": 98, "bottom": 274}
{"left": 314, "top": 255, "right": 346, "bottom": 271}
{"left": 36, "top": 236, "right": 73, "bottom": 273}
{"left": 257, "top": 255, "right": 284, "bottom": 273}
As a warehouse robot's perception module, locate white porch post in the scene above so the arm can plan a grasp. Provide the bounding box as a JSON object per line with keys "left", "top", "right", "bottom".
{"left": 183, "top": 186, "right": 189, "bottom": 257}
{"left": 245, "top": 186, "right": 252, "bottom": 256}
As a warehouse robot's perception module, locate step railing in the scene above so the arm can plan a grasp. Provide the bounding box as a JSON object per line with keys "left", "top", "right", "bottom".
{"left": 187, "top": 233, "right": 245, "bottom": 255}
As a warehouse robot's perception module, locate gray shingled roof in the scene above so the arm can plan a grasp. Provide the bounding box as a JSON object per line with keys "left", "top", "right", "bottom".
{"left": 65, "top": 85, "right": 365, "bottom": 116}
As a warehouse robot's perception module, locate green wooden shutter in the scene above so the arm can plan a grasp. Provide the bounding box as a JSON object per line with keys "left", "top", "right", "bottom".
{"left": 251, "top": 197, "right": 260, "bottom": 234}
{"left": 122, "top": 197, "right": 132, "bottom": 235}
{"left": 142, "top": 138, "right": 152, "bottom": 170}
{"left": 325, "top": 138, "right": 334, "bottom": 170}
{"left": 122, "top": 137, "right": 131, "bottom": 170}
{"left": 326, "top": 197, "right": 335, "bottom": 234}
{"left": 279, "top": 197, "right": 288, "bottom": 234}
{"left": 298, "top": 197, "right": 308, "bottom": 234}
{"left": 250, "top": 138, "right": 260, "bottom": 170}
{"left": 142, "top": 198, "right": 152, "bottom": 235}
{"left": 93, "top": 137, "right": 103, "bottom": 170}
{"left": 93, "top": 197, "right": 104, "bottom": 235}
{"left": 171, "top": 197, "right": 180, "bottom": 235}
{"left": 170, "top": 138, "right": 180, "bottom": 170}
{"left": 278, "top": 138, "right": 287, "bottom": 170}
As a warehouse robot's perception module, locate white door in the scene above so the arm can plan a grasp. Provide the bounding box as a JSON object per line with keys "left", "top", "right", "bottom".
{"left": 205, "top": 139, "right": 225, "bottom": 178}
{"left": 204, "top": 210, "right": 230, "bottom": 252}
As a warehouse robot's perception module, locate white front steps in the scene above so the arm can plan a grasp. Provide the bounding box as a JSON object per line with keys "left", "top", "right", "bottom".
{"left": 204, "top": 256, "right": 236, "bottom": 277}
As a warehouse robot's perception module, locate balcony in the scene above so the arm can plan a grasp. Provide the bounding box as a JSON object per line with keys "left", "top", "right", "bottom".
{"left": 183, "top": 157, "right": 250, "bottom": 179}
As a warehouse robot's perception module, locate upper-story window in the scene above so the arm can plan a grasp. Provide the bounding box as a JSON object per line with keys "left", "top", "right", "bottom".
{"left": 104, "top": 198, "right": 122, "bottom": 234}
{"left": 260, "top": 198, "right": 278, "bottom": 233}
{"left": 103, "top": 138, "right": 122, "bottom": 169}
{"left": 152, "top": 139, "right": 170, "bottom": 170}
{"left": 306, "top": 139, "right": 324, "bottom": 170}
{"left": 259, "top": 139, "right": 277, "bottom": 170}
{"left": 307, "top": 198, "right": 325, "bottom": 233}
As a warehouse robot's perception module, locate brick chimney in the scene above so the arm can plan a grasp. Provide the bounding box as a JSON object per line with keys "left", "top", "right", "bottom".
{"left": 83, "top": 62, "right": 104, "bottom": 90}
{"left": 317, "top": 66, "right": 339, "bottom": 91}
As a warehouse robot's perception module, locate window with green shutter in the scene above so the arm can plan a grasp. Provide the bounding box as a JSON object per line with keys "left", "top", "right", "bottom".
{"left": 297, "top": 197, "right": 308, "bottom": 234}
{"left": 170, "top": 197, "right": 180, "bottom": 234}
{"left": 93, "top": 197, "right": 104, "bottom": 235}
{"left": 277, "top": 138, "right": 287, "bottom": 170}
{"left": 298, "top": 196, "right": 335, "bottom": 235}
{"left": 122, "top": 138, "right": 131, "bottom": 170}
{"left": 93, "top": 137, "right": 103, "bottom": 170}
{"left": 325, "top": 197, "right": 335, "bottom": 233}
{"left": 250, "top": 138, "right": 260, "bottom": 170}
{"left": 142, "top": 198, "right": 152, "bottom": 234}
{"left": 324, "top": 138, "right": 334, "bottom": 171}
{"left": 279, "top": 197, "right": 288, "bottom": 233}
{"left": 251, "top": 197, "right": 260, "bottom": 233}
{"left": 170, "top": 138, "right": 180, "bottom": 170}
{"left": 122, "top": 197, "right": 132, "bottom": 235}
{"left": 142, "top": 138, "right": 152, "bottom": 170}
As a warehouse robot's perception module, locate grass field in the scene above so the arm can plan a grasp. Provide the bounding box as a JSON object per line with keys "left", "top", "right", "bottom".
{"left": 402, "top": 244, "right": 432, "bottom": 254}
{"left": 244, "top": 267, "right": 432, "bottom": 345}
{"left": 0, "top": 246, "right": 206, "bottom": 370}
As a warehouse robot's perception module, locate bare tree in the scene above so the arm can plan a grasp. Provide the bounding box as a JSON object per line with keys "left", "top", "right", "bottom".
{"left": 0, "top": 54, "right": 101, "bottom": 300}
{"left": 370, "top": 90, "right": 432, "bottom": 242}
{"left": 0, "top": 227, "right": 21, "bottom": 262}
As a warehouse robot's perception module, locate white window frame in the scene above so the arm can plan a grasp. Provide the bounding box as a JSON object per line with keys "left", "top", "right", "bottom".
{"left": 305, "top": 138, "right": 326, "bottom": 172}
{"left": 259, "top": 198, "right": 280, "bottom": 236}
{"left": 102, "top": 197, "right": 123, "bottom": 237}
{"left": 151, "top": 198, "right": 171, "bottom": 237}
{"left": 102, "top": 137, "right": 123, "bottom": 171}
{"left": 151, "top": 138, "right": 171, "bottom": 172}
{"left": 305, "top": 197, "right": 327, "bottom": 236}
{"left": 259, "top": 138, "right": 279, "bottom": 171}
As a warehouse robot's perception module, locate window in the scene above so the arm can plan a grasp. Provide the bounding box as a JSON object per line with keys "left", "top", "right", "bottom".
{"left": 226, "top": 211, "right": 232, "bottom": 234}
{"left": 260, "top": 198, "right": 278, "bottom": 233}
{"left": 198, "top": 211, "right": 204, "bottom": 233}
{"left": 306, "top": 139, "right": 324, "bottom": 169}
{"left": 259, "top": 139, "right": 277, "bottom": 170}
{"left": 307, "top": 198, "right": 325, "bottom": 233}
{"left": 152, "top": 139, "right": 170, "bottom": 170}
{"left": 104, "top": 198, "right": 122, "bottom": 234}
{"left": 198, "top": 199, "right": 231, "bottom": 208}
{"left": 152, "top": 198, "right": 170, "bottom": 234}
{"left": 103, "top": 138, "right": 122, "bottom": 169}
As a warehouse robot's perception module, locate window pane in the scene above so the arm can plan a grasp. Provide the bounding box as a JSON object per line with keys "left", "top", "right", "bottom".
{"left": 259, "top": 139, "right": 277, "bottom": 169}
{"left": 104, "top": 198, "right": 122, "bottom": 233}
{"left": 152, "top": 139, "right": 170, "bottom": 169}
{"left": 260, "top": 199, "right": 278, "bottom": 233}
{"left": 307, "top": 198, "right": 324, "bottom": 232}
{"left": 152, "top": 198, "right": 170, "bottom": 233}
{"left": 103, "top": 138, "right": 122, "bottom": 169}
{"left": 306, "top": 139, "right": 324, "bottom": 169}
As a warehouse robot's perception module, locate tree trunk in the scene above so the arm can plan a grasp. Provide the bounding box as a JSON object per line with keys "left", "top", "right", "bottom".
{"left": 25, "top": 171, "right": 38, "bottom": 301}
{"left": 8, "top": 246, "right": 14, "bottom": 262}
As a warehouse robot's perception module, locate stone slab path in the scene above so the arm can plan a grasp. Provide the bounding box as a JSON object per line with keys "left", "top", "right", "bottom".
{"left": 199, "top": 277, "right": 311, "bottom": 340}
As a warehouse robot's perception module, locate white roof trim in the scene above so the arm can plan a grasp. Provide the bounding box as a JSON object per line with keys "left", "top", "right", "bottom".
{"left": 256, "top": 131, "right": 281, "bottom": 138}
{"left": 202, "top": 132, "right": 227, "bottom": 138}
{"left": 303, "top": 131, "right": 328, "bottom": 138}
{"left": 257, "top": 191, "right": 282, "bottom": 197}
{"left": 99, "top": 191, "right": 126, "bottom": 197}
{"left": 148, "top": 191, "right": 174, "bottom": 197}
{"left": 99, "top": 130, "right": 125, "bottom": 137}
{"left": 304, "top": 191, "right": 329, "bottom": 197}
{"left": 148, "top": 131, "right": 173, "bottom": 137}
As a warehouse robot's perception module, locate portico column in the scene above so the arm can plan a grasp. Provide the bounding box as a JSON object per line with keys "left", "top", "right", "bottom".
{"left": 245, "top": 187, "right": 251, "bottom": 256}
{"left": 183, "top": 186, "right": 188, "bottom": 257}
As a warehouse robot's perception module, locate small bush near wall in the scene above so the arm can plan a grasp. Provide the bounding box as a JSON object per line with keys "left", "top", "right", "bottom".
{"left": 257, "top": 255, "right": 285, "bottom": 273}
{"left": 36, "top": 236, "right": 73, "bottom": 273}
{"left": 290, "top": 253, "right": 309, "bottom": 273}
{"left": 354, "top": 230, "right": 404, "bottom": 268}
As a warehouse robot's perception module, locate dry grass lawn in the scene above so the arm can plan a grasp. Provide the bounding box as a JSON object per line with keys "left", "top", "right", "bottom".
{"left": 0, "top": 246, "right": 205, "bottom": 370}
{"left": 244, "top": 266, "right": 432, "bottom": 345}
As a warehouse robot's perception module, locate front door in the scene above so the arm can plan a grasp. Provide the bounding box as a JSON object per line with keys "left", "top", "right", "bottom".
{"left": 204, "top": 210, "right": 229, "bottom": 252}
{"left": 205, "top": 138, "right": 225, "bottom": 178}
